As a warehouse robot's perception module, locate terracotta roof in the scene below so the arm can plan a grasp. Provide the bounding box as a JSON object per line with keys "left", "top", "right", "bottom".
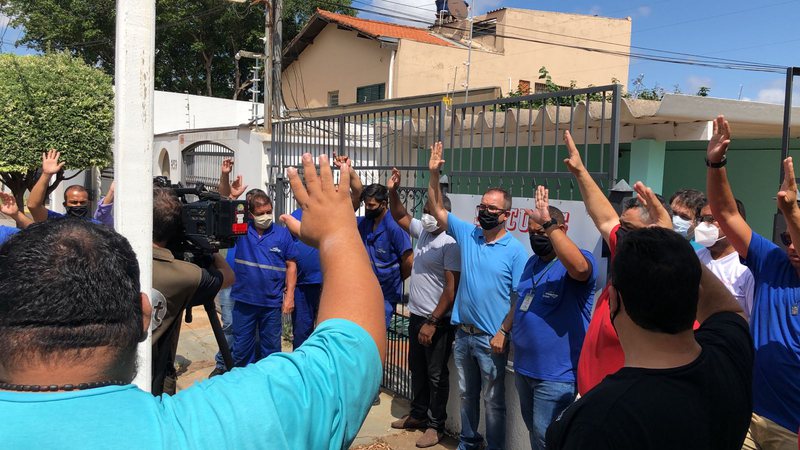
{"left": 315, "top": 9, "right": 454, "bottom": 47}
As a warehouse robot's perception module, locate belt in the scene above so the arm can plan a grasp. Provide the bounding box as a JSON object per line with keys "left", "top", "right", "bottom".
{"left": 459, "top": 323, "right": 485, "bottom": 335}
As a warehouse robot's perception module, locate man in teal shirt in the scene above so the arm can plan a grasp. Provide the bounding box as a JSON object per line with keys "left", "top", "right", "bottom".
{"left": 0, "top": 154, "right": 387, "bottom": 450}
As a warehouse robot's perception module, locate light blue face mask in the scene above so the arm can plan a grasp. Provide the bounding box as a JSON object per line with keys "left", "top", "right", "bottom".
{"left": 672, "top": 215, "right": 692, "bottom": 237}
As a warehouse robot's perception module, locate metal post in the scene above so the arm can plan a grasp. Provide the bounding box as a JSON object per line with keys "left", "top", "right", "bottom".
{"left": 114, "top": 0, "right": 155, "bottom": 391}
{"left": 608, "top": 84, "right": 622, "bottom": 187}
{"left": 779, "top": 67, "right": 799, "bottom": 183}
{"left": 264, "top": 1, "right": 272, "bottom": 133}
{"left": 463, "top": 1, "right": 475, "bottom": 104}
{"left": 272, "top": 0, "right": 283, "bottom": 120}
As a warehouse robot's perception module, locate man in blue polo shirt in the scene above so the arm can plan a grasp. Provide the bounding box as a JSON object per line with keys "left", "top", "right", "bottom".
{"left": 706, "top": 115, "right": 799, "bottom": 448}
{"left": 231, "top": 190, "right": 298, "bottom": 366}
{"left": 511, "top": 185, "right": 596, "bottom": 450}
{"left": 427, "top": 142, "right": 528, "bottom": 450}
{"left": 357, "top": 183, "right": 413, "bottom": 329}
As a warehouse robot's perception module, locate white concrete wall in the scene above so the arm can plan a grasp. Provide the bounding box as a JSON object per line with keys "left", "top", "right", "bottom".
{"left": 153, "top": 91, "right": 256, "bottom": 134}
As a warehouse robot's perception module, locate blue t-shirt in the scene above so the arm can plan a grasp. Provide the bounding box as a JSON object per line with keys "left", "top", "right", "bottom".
{"left": 357, "top": 213, "right": 412, "bottom": 304}
{"left": 0, "top": 319, "right": 380, "bottom": 449}
{"left": 0, "top": 225, "right": 19, "bottom": 246}
{"left": 743, "top": 231, "right": 800, "bottom": 432}
{"left": 512, "top": 251, "right": 597, "bottom": 382}
{"left": 231, "top": 223, "right": 298, "bottom": 307}
{"left": 291, "top": 209, "right": 322, "bottom": 285}
{"left": 447, "top": 212, "right": 528, "bottom": 335}
{"left": 46, "top": 209, "right": 102, "bottom": 225}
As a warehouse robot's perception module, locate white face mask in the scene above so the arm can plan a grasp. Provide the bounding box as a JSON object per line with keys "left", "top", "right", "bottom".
{"left": 421, "top": 213, "right": 440, "bottom": 233}
{"left": 252, "top": 213, "right": 273, "bottom": 230}
{"left": 694, "top": 222, "right": 722, "bottom": 247}
{"left": 672, "top": 215, "right": 692, "bottom": 237}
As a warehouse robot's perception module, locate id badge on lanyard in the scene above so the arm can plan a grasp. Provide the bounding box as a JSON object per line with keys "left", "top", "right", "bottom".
{"left": 518, "top": 258, "right": 558, "bottom": 313}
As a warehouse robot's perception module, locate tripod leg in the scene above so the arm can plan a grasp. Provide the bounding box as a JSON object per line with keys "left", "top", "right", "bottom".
{"left": 203, "top": 300, "right": 234, "bottom": 370}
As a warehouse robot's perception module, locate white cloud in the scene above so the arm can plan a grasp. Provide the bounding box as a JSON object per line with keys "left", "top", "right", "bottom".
{"left": 686, "top": 76, "right": 713, "bottom": 92}
{"left": 636, "top": 6, "right": 652, "bottom": 17}
{"left": 753, "top": 79, "right": 800, "bottom": 105}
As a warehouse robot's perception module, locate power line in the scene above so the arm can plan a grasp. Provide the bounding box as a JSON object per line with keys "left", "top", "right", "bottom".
{"left": 312, "top": 0, "right": 787, "bottom": 73}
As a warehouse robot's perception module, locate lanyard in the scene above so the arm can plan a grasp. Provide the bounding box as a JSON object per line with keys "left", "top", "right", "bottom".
{"left": 533, "top": 258, "right": 559, "bottom": 288}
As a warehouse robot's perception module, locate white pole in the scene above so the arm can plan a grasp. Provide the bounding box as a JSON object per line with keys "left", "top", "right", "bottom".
{"left": 114, "top": 0, "right": 156, "bottom": 391}
{"left": 464, "top": 0, "right": 475, "bottom": 104}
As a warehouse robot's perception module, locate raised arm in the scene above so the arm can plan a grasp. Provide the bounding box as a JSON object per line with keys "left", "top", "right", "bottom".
{"left": 101, "top": 181, "right": 115, "bottom": 205}
{"left": 334, "top": 154, "right": 363, "bottom": 211}
{"left": 563, "top": 131, "right": 620, "bottom": 243}
{"left": 387, "top": 167, "right": 412, "bottom": 232}
{"left": 777, "top": 157, "right": 800, "bottom": 253}
{"left": 0, "top": 192, "right": 32, "bottom": 229}
{"left": 705, "top": 115, "right": 752, "bottom": 257}
{"left": 633, "top": 181, "right": 673, "bottom": 230}
{"left": 280, "top": 154, "right": 386, "bottom": 361}
{"left": 696, "top": 264, "right": 745, "bottom": 323}
{"left": 427, "top": 142, "right": 449, "bottom": 228}
{"left": 28, "top": 149, "right": 65, "bottom": 223}
{"left": 526, "top": 185, "right": 591, "bottom": 281}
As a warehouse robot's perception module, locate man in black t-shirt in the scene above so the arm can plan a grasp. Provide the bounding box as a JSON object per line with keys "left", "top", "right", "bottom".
{"left": 546, "top": 227, "right": 753, "bottom": 450}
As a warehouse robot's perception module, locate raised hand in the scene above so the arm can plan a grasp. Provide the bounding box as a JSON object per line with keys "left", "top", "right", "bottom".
{"left": 332, "top": 153, "right": 351, "bottom": 169}
{"left": 280, "top": 153, "right": 357, "bottom": 248}
{"left": 230, "top": 175, "right": 248, "bottom": 199}
{"left": 0, "top": 192, "right": 19, "bottom": 217}
{"left": 707, "top": 115, "right": 731, "bottom": 164}
{"left": 777, "top": 157, "right": 798, "bottom": 214}
{"left": 633, "top": 181, "right": 672, "bottom": 229}
{"left": 563, "top": 130, "right": 586, "bottom": 174}
{"left": 524, "top": 185, "right": 552, "bottom": 226}
{"left": 387, "top": 167, "right": 401, "bottom": 191}
{"left": 429, "top": 141, "right": 445, "bottom": 172}
{"left": 221, "top": 158, "right": 234, "bottom": 174}
{"left": 42, "top": 149, "right": 65, "bottom": 175}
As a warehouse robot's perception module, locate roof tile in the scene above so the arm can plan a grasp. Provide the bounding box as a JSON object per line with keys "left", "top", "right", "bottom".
{"left": 317, "top": 9, "right": 454, "bottom": 47}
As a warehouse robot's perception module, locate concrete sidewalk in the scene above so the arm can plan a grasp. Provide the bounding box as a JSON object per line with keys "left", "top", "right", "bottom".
{"left": 175, "top": 308, "right": 458, "bottom": 449}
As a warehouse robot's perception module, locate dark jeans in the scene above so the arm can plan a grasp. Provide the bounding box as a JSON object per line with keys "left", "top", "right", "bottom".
{"left": 292, "top": 283, "right": 321, "bottom": 349}
{"left": 408, "top": 313, "right": 455, "bottom": 431}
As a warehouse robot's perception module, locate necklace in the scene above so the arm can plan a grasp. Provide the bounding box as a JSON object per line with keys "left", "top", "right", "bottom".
{"left": 0, "top": 380, "right": 127, "bottom": 392}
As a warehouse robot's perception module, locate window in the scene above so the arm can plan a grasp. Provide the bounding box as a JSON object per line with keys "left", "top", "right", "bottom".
{"left": 518, "top": 80, "right": 531, "bottom": 94}
{"left": 327, "top": 90, "right": 339, "bottom": 107}
{"left": 473, "top": 18, "right": 497, "bottom": 38}
{"left": 534, "top": 82, "right": 570, "bottom": 93}
{"left": 356, "top": 83, "right": 385, "bottom": 103}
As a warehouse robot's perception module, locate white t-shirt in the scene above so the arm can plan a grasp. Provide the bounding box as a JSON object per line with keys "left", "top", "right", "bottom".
{"left": 696, "top": 247, "right": 755, "bottom": 320}
{"left": 407, "top": 218, "right": 461, "bottom": 317}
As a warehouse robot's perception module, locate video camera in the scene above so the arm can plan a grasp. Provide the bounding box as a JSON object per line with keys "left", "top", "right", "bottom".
{"left": 153, "top": 176, "right": 248, "bottom": 261}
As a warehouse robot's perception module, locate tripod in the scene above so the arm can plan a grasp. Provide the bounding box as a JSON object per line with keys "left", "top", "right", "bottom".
{"left": 185, "top": 297, "right": 234, "bottom": 370}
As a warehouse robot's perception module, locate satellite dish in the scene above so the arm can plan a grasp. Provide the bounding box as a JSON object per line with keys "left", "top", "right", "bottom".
{"left": 447, "top": 0, "right": 469, "bottom": 20}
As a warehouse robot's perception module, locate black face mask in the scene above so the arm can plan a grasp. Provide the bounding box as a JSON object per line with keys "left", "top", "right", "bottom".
{"left": 477, "top": 209, "right": 503, "bottom": 230}
{"left": 530, "top": 234, "right": 554, "bottom": 257}
{"left": 65, "top": 205, "right": 89, "bottom": 218}
{"left": 364, "top": 206, "right": 384, "bottom": 220}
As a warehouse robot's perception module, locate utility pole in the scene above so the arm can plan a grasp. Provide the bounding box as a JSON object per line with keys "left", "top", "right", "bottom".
{"left": 272, "top": 0, "right": 283, "bottom": 121}
{"left": 263, "top": 1, "right": 272, "bottom": 133}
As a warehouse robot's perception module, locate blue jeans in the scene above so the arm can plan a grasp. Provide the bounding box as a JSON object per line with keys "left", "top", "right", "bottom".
{"left": 454, "top": 329, "right": 507, "bottom": 450}
{"left": 514, "top": 374, "right": 576, "bottom": 450}
{"left": 232, "top": 301, "right": 282, "bottom": 366}
{"left": 292, "top": 284, "right": 321, "bottom": 349}
{"left": 214, "top": 287, "right": 235, "bottom": 370}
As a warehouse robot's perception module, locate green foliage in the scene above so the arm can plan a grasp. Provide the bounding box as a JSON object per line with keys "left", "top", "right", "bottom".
{"left": 495, "top": 66, "right": 612, "bottom": 111}
{"left": 1, "top": 0, "right": 354, "bottom": 99}
{"left": 630, "top": 74, "right": 664, "bottom": 101}
{"left": 696, "top": 86, "right": 711, "bottom": 97}
{"left": 0, "top": 53, "right": 113, "bottom": 172}
{"left": 0, "top": 53, "right": 112, "bottom": 205}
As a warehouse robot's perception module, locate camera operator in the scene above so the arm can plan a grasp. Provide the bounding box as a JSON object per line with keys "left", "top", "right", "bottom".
{"left": 151, "top": 187, "right": 234, "bottom": 395}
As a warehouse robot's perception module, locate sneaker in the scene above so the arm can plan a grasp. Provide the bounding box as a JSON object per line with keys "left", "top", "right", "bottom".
{"left": 416, "top": 428, "right": 443, "bottom": 448}
{"left": 390, "top": 415, "right": 427, "bottom": 430}
{"left": 208, "top": 367, "right": 226, "bottom": 378}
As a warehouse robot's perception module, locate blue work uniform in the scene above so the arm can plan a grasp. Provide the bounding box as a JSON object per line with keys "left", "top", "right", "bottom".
{"left": 357, "top": 213, "right": 412, "bottom": 328}
{"left": 0, "top": 225, "right": 19, "bottom": 246}
{"left": 290, "top": 208, "right": 322, "bottom": 348}
{"left": 231, "top": 222, "right": 298, "bottom": 366}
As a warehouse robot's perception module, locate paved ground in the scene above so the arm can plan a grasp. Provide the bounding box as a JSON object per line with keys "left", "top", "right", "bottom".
{"left": 175, "top": 307, "right": 458, "bottom": 449}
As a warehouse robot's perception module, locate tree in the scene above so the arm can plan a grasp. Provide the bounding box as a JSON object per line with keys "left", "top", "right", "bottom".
{"left": 1, "top": 0, "right": 354, "bottom": 99}
{"left": 0, "top": 53, "right": 113, "bottom": 208}
{"left": 696, "top": 86, "right": 711, "bottom": 97}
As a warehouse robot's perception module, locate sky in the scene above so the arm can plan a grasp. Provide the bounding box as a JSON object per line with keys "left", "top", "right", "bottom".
{"left": 361, "top": 0, "right": 800, "bottom": 104}
{"left": 2, "top": 0, "right": 799, "bottom": 103}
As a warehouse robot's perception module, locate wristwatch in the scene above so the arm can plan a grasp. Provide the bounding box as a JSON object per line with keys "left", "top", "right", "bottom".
{"left": 705, "top": 155, "right": 727, "bottom": 168}
{"left": 425, "top": 314, "right": 440, "bottom": 326}
{"left": 541, "top": 218, "right": 558, "bottom": 230}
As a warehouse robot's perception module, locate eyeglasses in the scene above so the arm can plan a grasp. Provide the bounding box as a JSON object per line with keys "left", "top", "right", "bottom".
{"left": 697, "top": 215, "right": 717, "bottom": 224}
{"left": 476, "top": 204, "right": 506, "bottom": 214}
{"left": 781, "top": 232, "right": 792, "bottom": 246}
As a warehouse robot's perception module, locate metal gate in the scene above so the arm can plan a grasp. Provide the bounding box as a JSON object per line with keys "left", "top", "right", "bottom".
{"left": 182, "top": 142, "right": 236, "bottom": 191}
{"left": 271, "top": 84, "right": 621, "bottom": 398}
